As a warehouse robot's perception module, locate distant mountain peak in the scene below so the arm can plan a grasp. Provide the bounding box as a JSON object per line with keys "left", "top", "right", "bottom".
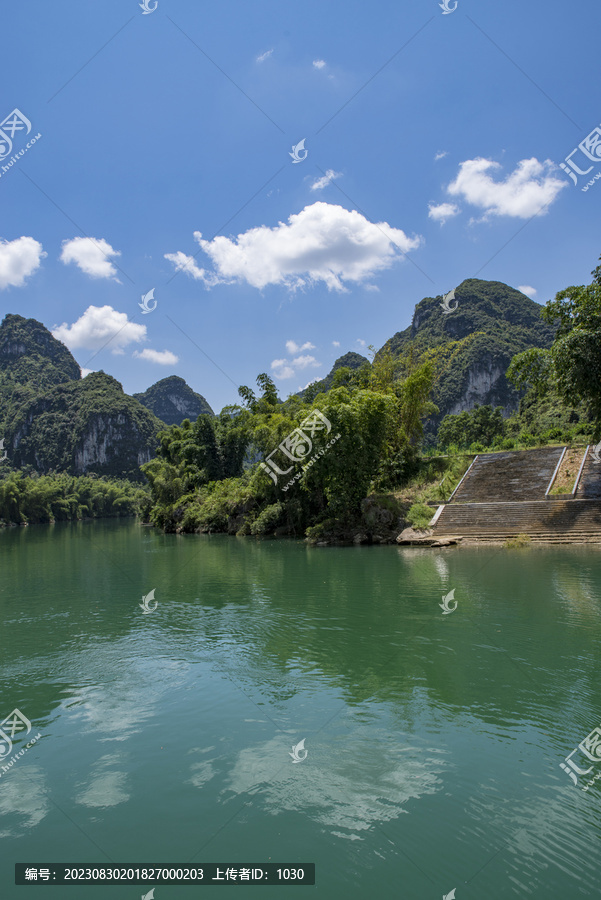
{"left": 383, "top": 277, "right": 556, "bottom": 439}
{"left": 298, "top": 351, "right": 369, "bottom": 397}
{"left": 134, "top": 375, "right": 214, "bottom": 425}
{"left": 0, "top": 312, "right": 81, "bottom": 385}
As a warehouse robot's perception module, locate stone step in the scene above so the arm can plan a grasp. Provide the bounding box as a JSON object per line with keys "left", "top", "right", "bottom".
{"left": 575, "top": 447, "right": 601, "bottom": 499}
{"left": 433, "top": 499, "right": 601, "bottom": 536}
{"left": 460, "top": 535, "right": 601, "bottom": 544}
{"left": 451, "top": 447, "right": 565, "bottom": 503}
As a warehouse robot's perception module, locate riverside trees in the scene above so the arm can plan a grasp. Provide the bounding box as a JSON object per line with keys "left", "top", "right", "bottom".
{"left": 141, "top": 342, "right": 474, "bottom": 536}
{"left": 507, "top": 253, "right": 601, "bottom": 438}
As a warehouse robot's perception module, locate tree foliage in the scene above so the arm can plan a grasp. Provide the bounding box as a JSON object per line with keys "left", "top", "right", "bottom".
{"left": 0, "top": 471, "right": 147, "bottom": 525}
{"left": 508, "top": 255, "right": 601, "bottom": 436}
{"left": 437, "top": 404, "right": 506, "bottom": 449}
{"left": 142, "top": 343, "right": 463, "bottom": 534}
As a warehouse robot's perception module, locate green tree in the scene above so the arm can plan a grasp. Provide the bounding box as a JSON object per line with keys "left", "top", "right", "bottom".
{"left": 0, "top": 471, "right": 146, "bottom": 525}
{"left": 238, "top": 374, "right": 280, "bottom": 413}
{"left": 508, "top": 264, "right": 601, "bottom": 436}
{"left": 301, "top": 387, "right": 395, "bottom": 522}
{"left": 437, "top": 404, "right": 506, "bottom": 449}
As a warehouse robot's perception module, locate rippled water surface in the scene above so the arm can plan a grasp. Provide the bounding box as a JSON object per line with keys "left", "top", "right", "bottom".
{"left": 1, "top": 519, "right": 601, "bottom": 898}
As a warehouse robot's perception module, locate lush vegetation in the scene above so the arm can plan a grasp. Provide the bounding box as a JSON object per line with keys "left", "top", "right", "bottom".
{"left": 507, "top": 258, "right": 601, "bottom": 439}
{"left": 436, "top": 394, "right": 593, "bottom": 454}
{"left": 0, "top": 314, "right": 164, "bottom": 480}
{"left": 0, "top": 471, "right": 148, "bottom": 525}
{"left": 139, "top": 261, "right": 601, "bottom": 541}
{"left": 2, "top": 264, "right": 601, "bottom": 538}
{"left": 140, "top": 337, "right": 479, "bottom": 538}
{"left": 431, "top": 260, "right": 601, "bottom": 453}
{"left": 383, "top": 278, "right": 557, "bottom": 444}
{"left": 298, "top": 351, "right": 369, "bottom": 397}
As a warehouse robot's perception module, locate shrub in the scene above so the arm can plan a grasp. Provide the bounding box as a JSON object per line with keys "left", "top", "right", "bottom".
{"left": 406, "top": 502, "right": 435, "bottom": 528}
{"left": 544, "top": 426, "right": 564, "bottom": 440}
{"left": 504, "top": 533, "right": 531, "bottom": 548}
{"left": 305, "top": 518, "right": 338, "bottom": 542}
{"left": 518, "top": 432, "right": 537, "bottom": 447}
{"left": 250, "top": 502, "right": 284, "bottom": 535}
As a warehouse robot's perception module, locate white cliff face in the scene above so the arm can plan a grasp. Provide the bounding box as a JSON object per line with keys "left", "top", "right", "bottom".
{"left": 167, "top": 393, "right": 198, "bottom": 416}
{"left": 73, "top": 415, "right": 152, "bottom": 473}
{"left": 445, "top": 363, "right": 516, "bottom": 416}
{"left": 1, "top": 341, "right": 27, "bottom": 358}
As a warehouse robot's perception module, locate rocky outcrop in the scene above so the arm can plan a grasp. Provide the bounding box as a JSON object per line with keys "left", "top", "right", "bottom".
{"left": 445, "top": 362, "right": 511, "bottom": 416}
{"left": 0, "top": 313, "right": 81, "bottom": 385}
{"left": 396, "top": 527, "right": 462, "bottom": 547}
{"left": 73, "top": 413, "right": 155, "bottom": 472}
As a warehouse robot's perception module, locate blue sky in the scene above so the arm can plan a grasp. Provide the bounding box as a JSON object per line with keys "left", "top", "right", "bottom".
{"left": 1, "top": 0, "right": 600, "bottom": 413}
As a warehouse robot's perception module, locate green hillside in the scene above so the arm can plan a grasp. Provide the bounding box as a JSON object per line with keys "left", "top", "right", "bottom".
{"left": 0, "top": 313, "right": 81, "bottom": 440}
{"left": 0, "top": 315, "right": 163, "bottom": 481}
{"left": 382, "top": 279, "right": 557, "bottom": 440}
{"left": 7, "top": 371, "right": 163, "bottom": 481}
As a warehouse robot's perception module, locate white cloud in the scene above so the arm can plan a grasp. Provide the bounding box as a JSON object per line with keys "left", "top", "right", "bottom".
{"left": 356, "top": 339, "right": 366, "bottom": 347}
{"left": 313, "top": 59, "right": 326, "bottom": 69}
{"left": 163, "top": 250, "right": 209, "bottom": 282}
{"left": 133, "top": 348, "right": 179, "bottom": 365}
{"left": 292, "top": 354, "right": 320, "bottom": 369}
{"left": 80, "top": 368, "right": 93, "bottom": 378}
{"left": 310, "top": 169, "right": 342, "bottom": 191}
{"left": 272, "top": 342, "right": 321, "bottom": 380}
{"left": 271, "top": 359, "right": 295, "bottom": 379}
{"left": 60, "top": 237, "right": 121, "bottom": 280}
{"left": 428, "top": 202, "right": 459, "bottom": 225}
{"left": 52, "top": 305, "right": 146, "bottom": 354}
{"left": 256, "top": 49, "right": 273, "bottom": 63}
{"left": 434, "top": 151, "right": 448, "bottom": 161}
{"left": 447, "top": 157, "right": 567, "bottom": 219}
{"left": 286, "top": 340, "right": 315, "bottom": 354}
{"left": 332, "top": 341, "right": 340, "bottom": 347}
{"left": 0, "top": 236, "right": 46, "bottom": 289}
{"left": 518, "top": 284, "right": 537, "bottom": 297}
{"left": 185, "top": 202, "right": 421, "bottom": 292}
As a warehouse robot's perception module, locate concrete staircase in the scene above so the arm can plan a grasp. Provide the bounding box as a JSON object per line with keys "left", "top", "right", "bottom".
{"left": 575, "top": 447, "right": 601, "bottom": 499}
{"left": 450, "top": 447, "right": 564, "bottom": 502}
{"left": 433, "top": 498, "right": 601, "bottom": 543}
{"left": 431, "top": 446, "right": 601, "bottom": 543}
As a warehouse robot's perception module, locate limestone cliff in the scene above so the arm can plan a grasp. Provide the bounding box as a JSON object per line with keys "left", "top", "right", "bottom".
{"left": 382, "top": 278, "right": 556, "bottom": 438}
{"left": 0, "top": 315, "right": 162, "bottom": 480}
{"left": 7, "top": 371, "right": 162, "bottom": 481}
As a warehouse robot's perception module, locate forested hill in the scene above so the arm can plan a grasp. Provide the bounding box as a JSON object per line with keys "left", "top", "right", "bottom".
{"left": 0, "top": 278, "right": 562, "bottom": 479}
{"left": 0, "top": 312, "right": 80, "bottom": 387}
{"left": 6, "top": 371, "right": 163, "bottom": 481}
{"left": 382, "top": 278, "right": 557, "bottom": 436}
{"left": 134, "top": 375, "right": 213, "bottom": 425}
{"left": 0, "top": 315, "right": 187, "bottom": 480}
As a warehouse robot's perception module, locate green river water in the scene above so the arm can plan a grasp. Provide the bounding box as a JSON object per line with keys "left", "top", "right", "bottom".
{"left": 1, "top": 519, "right": 601, "bottom": 898}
